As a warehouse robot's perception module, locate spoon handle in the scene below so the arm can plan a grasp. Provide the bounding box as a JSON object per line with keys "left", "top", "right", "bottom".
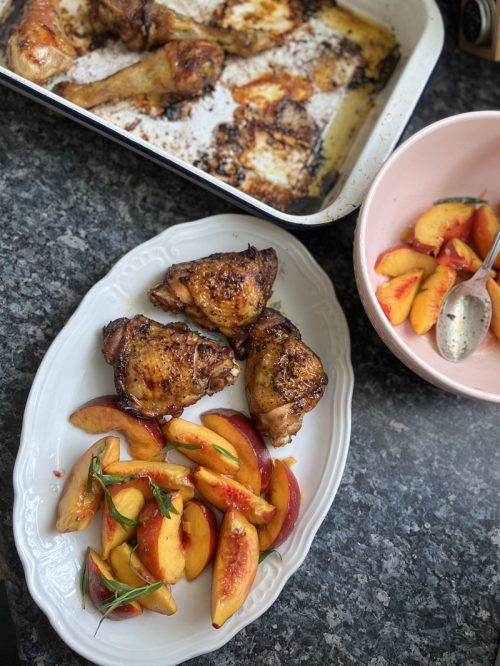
{"left": 479, "top": 227, "right": 500, "bottom": 275}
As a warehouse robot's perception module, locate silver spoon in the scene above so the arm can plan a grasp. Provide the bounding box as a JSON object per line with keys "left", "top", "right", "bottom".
{"left": 436, "top": 228, "right": 500, "bottom": 362}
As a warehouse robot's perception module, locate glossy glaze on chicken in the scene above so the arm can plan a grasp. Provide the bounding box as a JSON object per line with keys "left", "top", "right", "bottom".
{"left": 245, "top": 308, "right": 327, "bottom": 446}
{"left": 149, "top": 246, "right": 278, "bottom": 359}
{"left": 102, "top": 315, "right": 239, "bottom": 421}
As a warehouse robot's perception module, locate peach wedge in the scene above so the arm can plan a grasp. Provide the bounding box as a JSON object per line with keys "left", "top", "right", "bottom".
{"left": 487, "top": 277, "right": 500, "bottom": 339}
{"left": 193, "top": 466, "right": 276, "bottom": 525}
{"left": 201, "top": 408, "right": 272, "bottom": 495}
{"left": 258, "top": 459, "right": 301, "bottom": 551}
{"left": 101, "top": 483, "right": 145, "bottom": 560}
{"left": 376, "top": 269, "right": 423, "bottom": 326}
{"left": 70, "top": 395, "right": 164, "bottom": 461}
{"left": 103, "top": 460, "right": 195, "bottom": 502}
{"left": 162, "top": 417, "right": 240, "bottom": 475}
{"left": 437, "top": 238, "right": 484, "bottom": 272}
{"left": 86, "top": 548, "right": 142, "bottom": 621}
{"left": 413, "top": 202, "right": 474, "bottom": 255}
{"left": 375, "top": 246, "right": 436, "bottom": 279}
{"left": 56, "top": 435, "right": 120, "bottom": 533}
{"left": 472, "top": 204, "right": 500, "bottom": 270}
{"left": 182, "top": 499, "right": 218, "bottom": 580}
{"left": 110, "top": 543, "right": 177, "bottom": 615}
{"left": 410, "top": 265, "right": 457, "bottom": 335}
{"left": 136, "top": 495, "right": 185, "bottom": 584}
{"left": 211, "top": 509, "right": 259, "bottom": 629}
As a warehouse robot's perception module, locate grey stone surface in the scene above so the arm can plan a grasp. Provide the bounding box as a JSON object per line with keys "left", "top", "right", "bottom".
{"left": 1, "top": 0, "right": 499, "bottom": 664}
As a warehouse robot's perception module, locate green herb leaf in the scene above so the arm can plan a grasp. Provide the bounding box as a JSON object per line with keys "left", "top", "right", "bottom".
{"left": 433, "top": 196, "right": 488, "bottom": 205}
{"left": 149, "top": 479, "right": 179, "bottom": 520}
{"left": 417, "top": 287, "right": 429, "bottom": 294}
{"left": 154, "top": 441, "right": 203, "bottom": 457}
{"left": 102, "top": 484, "right": 138, "bottom": 529}
{"left": 98, "top": 472, "right": 141, "bottom": 486}
{"left": 94, "top": 577, "right": 163, "bottom": 635}
{"left": 80, "top": 555, "right": 89, "bottom": 610}
{"left": 211, "top": 444, "right": 241, "bottom": 464}
{"left": 258, "top": 550, "right": 282, "bottom": 564}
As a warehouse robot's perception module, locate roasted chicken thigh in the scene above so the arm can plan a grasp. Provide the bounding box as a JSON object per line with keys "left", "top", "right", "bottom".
{"left": 149, "top": 246, "right": 278, "bottom": 359}
{"left": 102, "top": 315, "right": 239, "bottom": 420}
{"left": 245, "top": 308, "right": 327, "bottom": 446}
{"left": 91, "top": 0, "right": 276, "bottom": 56}
{"left": 55, "top": 40, "right": 224, "bottom": 110}
{"left": 8, "top": 0, "right": 76, "bottom": 83}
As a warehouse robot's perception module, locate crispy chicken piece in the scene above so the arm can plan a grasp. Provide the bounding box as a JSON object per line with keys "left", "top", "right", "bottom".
{"left": 91, "top": 0, "right": 276, "bottom": 56}
{"left": 7, "top": 0, "right": 76, "bottom": 84}
{"left": 54, "top": 39, "right": 224, "bottom": 110}
{"left": 149, "top": 246, "right": 278, "bottom": 359}
{"left": 245, "top": 308, "right": 327, "bottom": 446}
{"left": 102, "top": 315, "right": 240, "bottom": 421}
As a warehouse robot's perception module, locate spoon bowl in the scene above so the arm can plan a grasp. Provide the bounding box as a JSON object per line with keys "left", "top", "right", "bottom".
{"left": 436, "top": 227, "right": 500, "bottom": 362}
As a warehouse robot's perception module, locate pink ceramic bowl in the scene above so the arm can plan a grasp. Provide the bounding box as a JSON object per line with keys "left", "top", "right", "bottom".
{"left": 354, "top": 111, "right": 500, "bottom": 402}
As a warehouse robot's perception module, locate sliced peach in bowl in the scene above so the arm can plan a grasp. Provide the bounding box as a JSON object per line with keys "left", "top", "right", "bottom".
{"left": 136, "top": 495, "right": 185, "bottom": 584}
{"left": 193, "top": 466, "right": 276, "bottom": 525}
{"left": 258, "top": 459, "right": 301, "bottom": 551}
{"left": 375, "top": 246, "right": 436, "bottom": 279}
{"left": 182, "top": 499, "right": 218, "bottom": 580}
{"left": 410, "top": 265, "right": 457, "bottom": 335}
{"left": 109, "top": 542, "right": 176, "bottom": 615}
{"left": 487, "top": 277, "right": 500, "bottom": 339}
{"left": 56, "top": 435, "right": 120, "bottom": 533}
{"left": 201, "top": 408, "right": 272, "bottom": 494}
{"left": 211, "top": 509, "right": 259, "bottom": 629}
{"left": 70, "top": 395, "right": 164, "bottom": 460}
{"left": 472, "top": 204, "right": 500, "bottom": 269}
{"left": 376, "top": 269, "right": 423, "bottom": 326}
{"left": 413, "top": 202, "right": 474, "bottom": 255}
{"left": 162, "top": 418, "right": 240, "bottom": 475}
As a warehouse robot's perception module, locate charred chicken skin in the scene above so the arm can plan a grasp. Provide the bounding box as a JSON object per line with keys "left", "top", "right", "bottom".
{"left": 245, "top": 308, "right": 327, "bottom": 446}
{"left": 91, "top": 0, "right": 276, "bottom": 56}
{"left": 54, "top": 39, "right": 224, "bottom": 109}
{"left": 7, "top": 0, "right": 76, "bottom": 84}
{"left": 149, "top": 246, "right": 278, "bottom": 359}
{"left": 102, "top": 315, "right": 239, "bottom": 421}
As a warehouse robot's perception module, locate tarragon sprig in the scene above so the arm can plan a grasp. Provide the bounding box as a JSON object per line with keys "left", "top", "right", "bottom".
{"left": 433, "top": 196, "right": 488, "bottom": 205}
{"left": 94, "top": 576, "right": 163, "bottom": 635}
{"left": 149, "top": 479, "right": 179, "bottom": 519}
{"left": 258, "top": 550, "right": 282, "bottom": 564}
{"left": 86, "top": 447, "right": 141, "bottom": 530}
{"left": 156, "top": 440, "right": 241, "bottom": 465}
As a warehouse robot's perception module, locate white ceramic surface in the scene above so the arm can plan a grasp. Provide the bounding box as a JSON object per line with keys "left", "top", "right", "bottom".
{"left": 354, "top": 111, "right": 500, "bottom": 402}
{"left": 0, "top": 0, "right": 444, "bottom": 225}
{"left": 13, "top": 214, "right": 353, "bottom": 665}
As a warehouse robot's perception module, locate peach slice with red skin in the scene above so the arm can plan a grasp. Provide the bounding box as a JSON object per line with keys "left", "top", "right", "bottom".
{"left": 410, "top": 265, "right": 457, "bottom": 335}
{"left": 109, "top": 543, "right": 177, "bottom": 615}
{"left": 136, "top": 495, "right": 185, "bottom": 584}
{"left": 193, "top": 466, "right": 276, "bottom": 525}
{"left": 103, "top": 460, "right": 195, "bottom": 502}
{"left": 182, "top": 499, "right": 218, "bottom": 580}
{"left": 257, "top": 459, "right": 301, "bottom": 551}
{"left": 101, "top": 483, "right": 145, "bottom": 560}
{"left": 201, "top": 408, "right": 272, "bottom": 495}
{"left": 374, "top": 246, "right": 437, "bottom": 279}
{"left": 86, "top": 548, "right": 142, "bottom": 620}
{"left": 56, "top": 435, "right": 120, "bottom": 533}
{"left": 70, "top": 395, "right": 164, "bottom": 461}
{"left": 413, "top": 202, "right": 474, "bottom": 255}
{"left": 376, "top": 269, "right": 424, "bottom": 326}
{"left": 437, "top": 238, "right": 485, "bottom": 272}
{"left": 162, "top": 418, "right": 240, "bottom": 475}
{"left": 472, "top": 204, "right": 500, "bottom": 269}
{"left": 211, "top": 509, "right": 259, "bottom": 629}
{"left": 487, "top": 277, "right": 500, "bottom": 339}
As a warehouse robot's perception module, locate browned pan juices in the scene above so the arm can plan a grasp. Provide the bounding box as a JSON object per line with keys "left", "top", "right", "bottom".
{"left": 0, "top": 0, "right": 398, "bottom": 214}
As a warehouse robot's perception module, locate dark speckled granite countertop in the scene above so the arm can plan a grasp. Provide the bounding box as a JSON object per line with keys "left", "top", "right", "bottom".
{"left": 1, "top": 1, "right": 499, "bottom": 664}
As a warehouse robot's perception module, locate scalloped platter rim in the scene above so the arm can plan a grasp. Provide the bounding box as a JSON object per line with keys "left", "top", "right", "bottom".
{"left": 13, "top": 214, "right": 353, "bottom": 666}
